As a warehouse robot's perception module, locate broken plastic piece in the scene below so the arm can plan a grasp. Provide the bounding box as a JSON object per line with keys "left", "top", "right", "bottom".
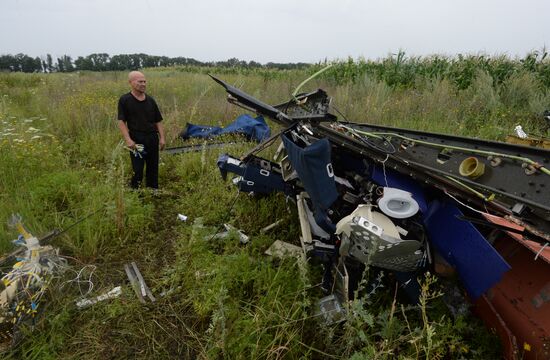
{"left": 177, "top": 214, "right": 188, "bottom": 222}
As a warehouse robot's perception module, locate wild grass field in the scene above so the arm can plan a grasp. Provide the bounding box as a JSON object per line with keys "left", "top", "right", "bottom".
{"left": 1, "top": 54, "right": 549, "bottom": 359}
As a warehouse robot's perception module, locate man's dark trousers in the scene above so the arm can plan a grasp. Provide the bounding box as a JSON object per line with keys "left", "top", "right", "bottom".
{"left": 129, "top": 131, "right": 159, "bottom": 189}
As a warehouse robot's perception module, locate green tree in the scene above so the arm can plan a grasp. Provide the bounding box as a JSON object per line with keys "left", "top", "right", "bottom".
{"left": 0, "top": 54, "right": 16, "bottom": 71}
{"left": 62, "top": 55, "right": 74, "bottom": 72}
{"left": 46, "top": 54, "right": 54, "bottom": 72}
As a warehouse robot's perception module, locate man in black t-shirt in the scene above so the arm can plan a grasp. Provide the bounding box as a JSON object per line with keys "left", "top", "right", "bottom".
{"left": 117, "top": 71, "right": 165, "bottom": 189}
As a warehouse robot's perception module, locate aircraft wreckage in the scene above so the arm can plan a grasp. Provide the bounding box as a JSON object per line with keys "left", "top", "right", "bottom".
{"left": 207, "top": 75, "right": 550, "bottom": 359}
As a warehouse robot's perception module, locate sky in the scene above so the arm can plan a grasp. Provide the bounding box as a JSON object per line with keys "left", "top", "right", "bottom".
{"left": 1, "top": 0, "right": 549, "bottom": 64}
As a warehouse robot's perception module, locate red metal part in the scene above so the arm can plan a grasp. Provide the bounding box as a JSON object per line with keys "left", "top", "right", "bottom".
{"left": 473, "top": 294, "right": 518, "bottom": 360}
{"left": 482, "top": 213, "right": 550, "bottom": 264}
{"left": 474, "top": 233, "right": 550, "bottom": 360}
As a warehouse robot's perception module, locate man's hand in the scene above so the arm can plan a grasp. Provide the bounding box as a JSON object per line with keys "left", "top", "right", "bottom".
{"left": 156, "top": 122, "right": 166, "bottom": 151}
{"left": 118, "top": 121, "right": 136, "bottom": 149}
{"left": 125, "top": 137, "right": 136, "bottom": 149}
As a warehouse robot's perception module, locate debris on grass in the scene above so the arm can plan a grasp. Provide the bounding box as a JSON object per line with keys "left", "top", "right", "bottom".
{"left": 315, "top": 294, "right": 346, "bottom": 325}
{"left": 264, "top": 240, "right": 302, "bottom": 259}
{"left": 177, "top": 213, "right": 188, "bottom": 222}
{"left": 0, "top": 215, "right": 67, "bottom": 350}
{"left": 260, "top": 219, "right": 283, "bottom": 234}
{"left": 209, "top": 224, "right": 249, "bottom": 244}
{"left": 76, "top": 286, "right": 122, "bottom": 309}
{"left": 124, "top": 262, "right": 156, "bottom": 303}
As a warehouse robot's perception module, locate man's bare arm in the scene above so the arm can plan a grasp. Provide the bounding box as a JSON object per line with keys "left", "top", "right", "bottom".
{"left": 156, "top": 122, "right": 165, "bottom": 150}
{"left": 118, "top": 120, "right": 136, "bottom": 148}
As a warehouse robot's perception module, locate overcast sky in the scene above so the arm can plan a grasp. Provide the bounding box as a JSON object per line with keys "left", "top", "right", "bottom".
{"left": 1, "top": 0, "right": 548, "bottom": 63}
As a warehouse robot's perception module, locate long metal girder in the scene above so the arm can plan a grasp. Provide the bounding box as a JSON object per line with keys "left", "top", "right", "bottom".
{"left": 209, "top": 75, "right": 338, "bottom": 124}
{"left": 209, "top": 75, "right": 292, "bottom": 124}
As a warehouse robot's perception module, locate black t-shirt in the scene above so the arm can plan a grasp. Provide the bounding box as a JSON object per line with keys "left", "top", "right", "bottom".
{"left": 118, "top": 92, "right": 163, "bottom": 133}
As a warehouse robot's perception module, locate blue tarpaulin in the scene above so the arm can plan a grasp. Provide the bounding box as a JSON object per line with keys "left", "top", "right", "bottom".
{"left": 180, "top": 114, "right": 270, "bottom": 143}
{"left": 423, "top": 199, "right": 510, "bottom": 299}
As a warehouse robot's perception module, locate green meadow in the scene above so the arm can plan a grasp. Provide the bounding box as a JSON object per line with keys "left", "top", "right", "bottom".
{"left": 1, "top": 53, "right": 549, "bottom": 359}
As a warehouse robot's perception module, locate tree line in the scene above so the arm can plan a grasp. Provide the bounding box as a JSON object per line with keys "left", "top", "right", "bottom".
{"left": 0, "top": 53, "right": 311, "bottom": 73}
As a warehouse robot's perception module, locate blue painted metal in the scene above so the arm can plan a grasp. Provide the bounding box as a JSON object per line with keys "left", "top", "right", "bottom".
{"left": 424, "top": 199, "right": 511, "bottom": 299}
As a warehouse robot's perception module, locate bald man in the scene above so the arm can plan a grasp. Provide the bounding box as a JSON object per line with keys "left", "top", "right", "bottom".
{"left": 118, "top": 71, "right": 165, "bottom": 189}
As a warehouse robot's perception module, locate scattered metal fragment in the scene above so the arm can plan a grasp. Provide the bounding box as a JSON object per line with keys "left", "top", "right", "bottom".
{"left": 225, "top": 224, "right": 249, "bottom": 244}
{"left": 76, "top": 286, "right": 122, "bottom": 309}
{"left": 505, "top": 135, "right": 550, "bottom": 149}
{"left": 296, "top": 192, "right": 313, "bottom": 255}
{"left": 159, "top": 286, "right": 182, "bottom": 298}
{"left": 264, "top": 240, "right": 303, "bottom": 259}
{"left": 334, "top": 260, "right": 349, "bottom": 303}
{"left": 210, "top": 224, "right": 250, "bottom": 244}
{"left": 124, "top": 262, "right": 155, "bottom": 303}
{"left": 163, "top": 142, "right": 231, "bottom": 155}
{"left": 260, "top": 219, "right": 283, "bottom": 234}
{"left": 124, "top": 264, "right": 145, "bottom": 304}
{"left": 315, "top": 294, "right": 346, "bottom": 325}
